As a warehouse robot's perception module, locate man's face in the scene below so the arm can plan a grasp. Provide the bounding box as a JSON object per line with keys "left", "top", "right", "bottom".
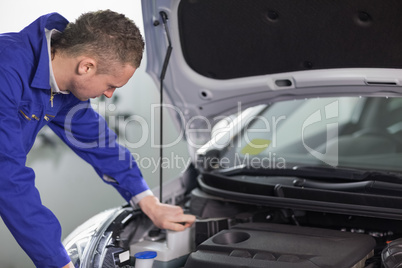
{"left": 69, "top": 64, "right": 136, "bottom": 101}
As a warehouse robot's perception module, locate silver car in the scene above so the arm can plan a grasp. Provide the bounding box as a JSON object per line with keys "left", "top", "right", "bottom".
{"left": 63, "top": 0, "right": 402, "bottom": 267}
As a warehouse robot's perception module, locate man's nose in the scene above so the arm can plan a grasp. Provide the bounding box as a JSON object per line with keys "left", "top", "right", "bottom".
{"left": 103, "top": 88, "right": 116, "bottom": 98}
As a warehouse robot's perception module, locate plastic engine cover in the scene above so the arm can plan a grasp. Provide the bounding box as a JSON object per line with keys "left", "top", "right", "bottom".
{"left": 184, "top": 222, "right": 375, "bottom": 268}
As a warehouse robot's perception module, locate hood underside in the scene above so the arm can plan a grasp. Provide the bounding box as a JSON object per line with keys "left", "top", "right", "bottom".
{"left": 178, "top": 0, "right": 402, "bottom": 80}
{"left": 142, "top": 0, "right": 402, "bottom": 122}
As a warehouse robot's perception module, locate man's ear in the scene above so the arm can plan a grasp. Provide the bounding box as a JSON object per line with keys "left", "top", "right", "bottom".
{"left": 77, "top": 57, "right": 97, "bottom": 75}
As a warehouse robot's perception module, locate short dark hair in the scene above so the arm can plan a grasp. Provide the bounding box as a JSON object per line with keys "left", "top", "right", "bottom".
{"left": 52, "top": 9, "right": 145, "bottom": 73}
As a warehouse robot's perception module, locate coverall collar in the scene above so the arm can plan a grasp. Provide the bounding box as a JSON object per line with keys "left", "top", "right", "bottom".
{"left": 26, "top": 13, "right": 69, "bottom": 90}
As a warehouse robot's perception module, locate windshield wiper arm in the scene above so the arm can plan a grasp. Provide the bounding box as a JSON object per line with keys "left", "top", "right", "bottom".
{"left": 294, "top": 165, "right": 402, "bottom": 183}
{"left": 215, "top": 164, "right": 402, "bottom": 183}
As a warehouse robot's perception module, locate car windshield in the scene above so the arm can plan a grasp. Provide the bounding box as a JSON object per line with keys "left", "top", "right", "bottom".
{"left": 216, "top": 96, "right": 402, "bottom": 173}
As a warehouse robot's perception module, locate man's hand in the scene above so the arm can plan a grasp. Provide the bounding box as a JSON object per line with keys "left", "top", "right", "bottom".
{"left": 138, "top": 195, "right": 196, "bottom": 231}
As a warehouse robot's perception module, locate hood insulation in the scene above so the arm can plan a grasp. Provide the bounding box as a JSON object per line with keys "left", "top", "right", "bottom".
{"left": 178, "top": 0, "right": 402, "bottom": 79}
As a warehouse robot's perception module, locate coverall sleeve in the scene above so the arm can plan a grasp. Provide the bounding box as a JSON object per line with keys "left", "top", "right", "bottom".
{"left": 47, "top": 101, "right": 150, "bottom": 202}
{"left": 0, "top": 69, "right": 71, "bottom": 267}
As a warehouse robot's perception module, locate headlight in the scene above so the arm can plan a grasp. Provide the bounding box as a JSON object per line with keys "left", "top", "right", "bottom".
{"left": 63, "top": 208, "right": 117, "bottom": 267}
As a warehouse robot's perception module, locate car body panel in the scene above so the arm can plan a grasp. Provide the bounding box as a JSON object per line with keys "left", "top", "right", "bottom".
{"left": 142, "top": 0, "right": 402, "bottom": 125}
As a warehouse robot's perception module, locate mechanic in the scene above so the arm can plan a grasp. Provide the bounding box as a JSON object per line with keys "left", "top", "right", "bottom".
{"left": 0, "top": 10, "right": 195, "bottom": 268}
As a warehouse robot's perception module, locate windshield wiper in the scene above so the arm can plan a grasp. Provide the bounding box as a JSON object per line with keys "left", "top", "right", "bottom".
{"left": 294, "top": 165, "right": 402, "bottom": 183}
{"left": 215, "top": 164, "right": 402, "bottom": 183}
{"left": 212, "top": 165, "right": 402, "bottom": 196}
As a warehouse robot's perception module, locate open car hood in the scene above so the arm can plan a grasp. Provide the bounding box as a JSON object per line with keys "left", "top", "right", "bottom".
{"left": 141, "top": 0, "right": 402, "bottom": 134}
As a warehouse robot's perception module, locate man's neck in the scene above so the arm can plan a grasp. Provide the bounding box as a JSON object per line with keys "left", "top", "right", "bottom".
{"left": 51, "top": 52, "right": 75, "bottom": 93}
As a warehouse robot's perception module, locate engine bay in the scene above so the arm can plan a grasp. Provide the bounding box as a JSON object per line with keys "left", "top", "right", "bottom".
{"left": 104, "top": 186, "right": 402, "bottom": 268}
{"left": 83, "top": 167, "right": 402, "bottom": 268}
{"left": 184, "top": 188, "right": 400, "bottom": 268}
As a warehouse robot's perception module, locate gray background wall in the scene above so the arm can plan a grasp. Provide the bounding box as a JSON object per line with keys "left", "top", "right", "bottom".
{"left": 0, "top": 1, "right": 189, "bottom": 267}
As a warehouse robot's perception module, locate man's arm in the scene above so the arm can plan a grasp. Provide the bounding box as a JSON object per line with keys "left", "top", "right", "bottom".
{"left": 48, "top": 101, "right": 195, "bottom": 230}
{"left": 48, "top": 101, "right": 150, "bottom": 201}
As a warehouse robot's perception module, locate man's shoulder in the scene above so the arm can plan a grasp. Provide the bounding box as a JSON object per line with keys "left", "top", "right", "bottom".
{"left": 0, "top": 32, "right": 33, "bottom": 70}
{"left": 0, "top": 36, "right": 26, "bottom": 70}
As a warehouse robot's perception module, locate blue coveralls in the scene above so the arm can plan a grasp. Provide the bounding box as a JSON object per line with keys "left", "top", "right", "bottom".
{"left": 0, "top": 13, "right": 150, "bottom": 267}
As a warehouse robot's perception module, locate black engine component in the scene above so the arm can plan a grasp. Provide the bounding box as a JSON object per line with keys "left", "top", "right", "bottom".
{"left": 382, "top": 238, "right": 402, "bottom": 268}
